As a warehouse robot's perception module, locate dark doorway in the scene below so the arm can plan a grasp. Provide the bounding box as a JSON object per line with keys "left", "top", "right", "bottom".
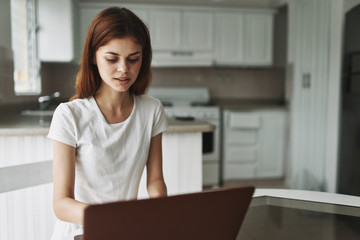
{"left": 337, "top": 4, "right": 360, "bottom": 196}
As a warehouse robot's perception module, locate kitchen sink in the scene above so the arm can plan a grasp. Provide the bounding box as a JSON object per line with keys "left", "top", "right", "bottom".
{"left": 21, "top": 110, "right": 55, "bottom": 117}
{"left": 20, "top": 109, "right": 55, "bottom": 127}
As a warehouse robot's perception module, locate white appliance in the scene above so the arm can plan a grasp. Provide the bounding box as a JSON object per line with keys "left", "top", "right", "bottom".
{"left": 148, "top": 87, "right": 221, "bottom": 187}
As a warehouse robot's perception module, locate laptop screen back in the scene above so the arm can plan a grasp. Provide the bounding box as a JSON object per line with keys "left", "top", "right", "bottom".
{"left": 83, "top": 186, "right": 254, "bottom": 240}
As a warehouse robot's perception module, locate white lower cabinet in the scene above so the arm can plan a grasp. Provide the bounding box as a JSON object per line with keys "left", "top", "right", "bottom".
{"left": 223, "top": 109, "right": 287, "bottom": 180}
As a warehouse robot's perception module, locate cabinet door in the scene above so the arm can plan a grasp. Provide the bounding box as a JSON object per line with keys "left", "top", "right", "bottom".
{"left": 182, "top": 11, "right": 213, "bottom": 51}
{"left": 215, "top": 12, "right": 245, "bottom": 65}
{"left": 244, "top": 13, "right": 273, "bottom": 66}
{"left": 257, "top": 111, "right": 286, "bottom": 178}
{"left": 38, "top": 0, "right": 74, "bottom": 62}
{"left": 150, "top": 10, "right": 181, "bottom": 51}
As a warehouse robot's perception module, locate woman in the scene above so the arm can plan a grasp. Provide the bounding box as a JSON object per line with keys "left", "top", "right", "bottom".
{"left": 47, "top": 7, "right": 168, "bottom": 239}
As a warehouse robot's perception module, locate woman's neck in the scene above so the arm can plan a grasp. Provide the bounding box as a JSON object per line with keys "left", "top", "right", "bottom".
{"left": 94, "top": 88, "right": 134, "bottom": 124}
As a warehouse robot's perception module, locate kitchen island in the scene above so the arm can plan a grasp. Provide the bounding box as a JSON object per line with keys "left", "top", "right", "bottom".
{"left": 0, "top": 112, "right": 214, "bottom": 240}
{"left": 0, "top": 113, "right": 214, "bottom": 195}
{"left": 238, "top": 189, "right": 360, "bottom": 239}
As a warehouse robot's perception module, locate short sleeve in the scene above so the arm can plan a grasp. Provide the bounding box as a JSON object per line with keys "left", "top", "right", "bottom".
{"left": 47, "top": 103, "right": 77, "bottom": 147}
{"left": 151, "top": 100, "right": 168, "bottom": 137}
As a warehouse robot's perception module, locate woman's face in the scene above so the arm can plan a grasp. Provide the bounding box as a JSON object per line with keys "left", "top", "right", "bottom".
{"left": 95, "top": 36, "right": 143, "bottom": 94}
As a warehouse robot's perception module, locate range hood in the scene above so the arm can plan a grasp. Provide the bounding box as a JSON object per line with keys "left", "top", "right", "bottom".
{"left": 151, "top": 51, "right": 214, "bottom": 67}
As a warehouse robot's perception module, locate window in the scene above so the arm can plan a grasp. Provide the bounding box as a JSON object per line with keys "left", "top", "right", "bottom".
{"left": 11, "top": 0, "right": 41, "bottom": 95}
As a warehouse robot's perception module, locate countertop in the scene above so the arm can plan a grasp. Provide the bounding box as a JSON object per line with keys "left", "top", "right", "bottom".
{"left": 0, "top": 98, "right": 287, "bottom": 136}
{"left": 254, "top": 189, "right": 360, "bottom": 208}
{"left": 0, "top": 113, "right": 215, "bottom": 136}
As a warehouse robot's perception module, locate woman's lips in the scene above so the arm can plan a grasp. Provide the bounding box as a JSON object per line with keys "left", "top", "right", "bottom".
{"left": 114, "top": 77, "right": 130, "bottom": 81}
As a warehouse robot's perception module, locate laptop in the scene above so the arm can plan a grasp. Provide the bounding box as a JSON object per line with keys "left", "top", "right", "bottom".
{"left": 81, "top": 186, "right": 254, "bottom": 240}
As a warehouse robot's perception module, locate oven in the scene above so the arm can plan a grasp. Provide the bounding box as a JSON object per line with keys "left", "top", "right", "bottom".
{"left": 148, "top": 87, "right": 221, "bottom": 187}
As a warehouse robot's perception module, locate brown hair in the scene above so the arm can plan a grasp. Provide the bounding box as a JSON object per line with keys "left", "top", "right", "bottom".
{"left": 71, "top": 7, "right": 152, "bottom": 100}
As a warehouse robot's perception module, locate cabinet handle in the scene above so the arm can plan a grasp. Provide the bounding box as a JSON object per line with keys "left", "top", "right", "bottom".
{"left": 171, "top": 51, "right": 194, "bottom": 56}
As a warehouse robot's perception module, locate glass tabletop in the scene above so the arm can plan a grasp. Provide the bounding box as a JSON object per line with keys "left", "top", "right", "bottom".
{"left": 238, "top": 190, "right": 360, "bottom": 240}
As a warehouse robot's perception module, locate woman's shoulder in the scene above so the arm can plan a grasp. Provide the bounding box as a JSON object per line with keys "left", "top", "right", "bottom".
{"left": 135, "top": 94, "right": 162, "bottom": 107}
{"left": 55, "top": 97, "right": 94, "bottom": 115}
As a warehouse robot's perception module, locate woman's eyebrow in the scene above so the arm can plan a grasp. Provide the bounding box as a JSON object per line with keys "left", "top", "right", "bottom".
{"left": 104, "top": 51, "right": 141, "bottom": 56}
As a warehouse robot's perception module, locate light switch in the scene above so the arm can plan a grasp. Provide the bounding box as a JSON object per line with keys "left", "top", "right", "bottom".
{"left": 302, "top": 73, "right": 311, "bottom": 88}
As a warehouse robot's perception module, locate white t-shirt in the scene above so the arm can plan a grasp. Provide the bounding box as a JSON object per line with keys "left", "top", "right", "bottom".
{"left": 47, "top": 94, "right": 168, "bottom": 240}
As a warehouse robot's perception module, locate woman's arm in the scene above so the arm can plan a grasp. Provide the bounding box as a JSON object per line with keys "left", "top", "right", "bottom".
{"left": 52, "top": 140, "right": 88, "bottom": 225}
{"left": 146, "top": 133, "right": 167, "bottom": 198}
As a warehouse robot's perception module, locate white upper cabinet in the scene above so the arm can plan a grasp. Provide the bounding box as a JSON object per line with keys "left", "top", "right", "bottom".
{"left": 149, "top": 10, "right": 182, "bottom": 51}
{"left": 37, "top": 0, "right": 75, "bottom": 62}
{"left": 76, "top": 4, "right": 273, "bottom": 67}
{"left": 245, "top": 13, "right": 273, "bottom": 66}
{"left": 149, "top": 9, "right": 213, "bottom": 52}
{"left": 215, "top": 12, "right": 245, "bottom": 65}
{"left": 215, "top": 10, "right": 274, "bottom": 67}
{"left": 149, "top": 8, "right": 214, "bottom": 66}
{"left": 182, "top": 11, "right": 213, "bottom": 51}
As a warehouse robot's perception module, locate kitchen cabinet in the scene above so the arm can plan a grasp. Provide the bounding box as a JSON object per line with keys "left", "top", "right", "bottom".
{"left": 150, "top": 9, "right": 213, "bottom": 51}
{"left": 0, "top": 117, "right": 206, "bottom": 239}
{"left": 149, "top": 8, "right": 214, "bottom": 66}
{"left": 215, "top": 10, "right": 274, "bottom": 66}
{"left": 223, "top": 109, "right": 286, "bottom": 180}
{"left": 245, "top": 13, "right": 274, "bottom": 66}
{"left": 0, "top": 134, "right": 55, "bottom": 240}
{"left": 78, "top": 4, "right": 214, "bottom": 66}
{"left": 77, "top": 4, "right": 273, "bottom": 67}
{"left": 149, "top": 9, "right": 181, "bottom": 51}
{"left": 37, "top": 0, "right": 76, "bottom": 62}
{"left": 138, "top": 132, "right": 203, "bottom": 198}
{"left": 215, "top": 12, "right": 245, "bottom": 66}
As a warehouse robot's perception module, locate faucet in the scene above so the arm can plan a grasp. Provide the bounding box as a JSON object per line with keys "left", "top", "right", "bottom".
{"left": 38, "top": 92, "right": 60, "bottom": 110}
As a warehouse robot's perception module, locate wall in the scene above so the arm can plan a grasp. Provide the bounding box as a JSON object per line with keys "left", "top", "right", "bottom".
{"left": 287, "top": 0, "right": 331, "bottom": 191}
{"left": 152, "top": 67, "right": 285, "bottom": 100}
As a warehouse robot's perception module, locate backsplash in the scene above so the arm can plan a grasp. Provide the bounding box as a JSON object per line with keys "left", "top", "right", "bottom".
{"left": 1, "top": 62, "right": 285, "bottom": 105}
{"left": 47, "top": 64, "right": 285, "bottom": 101}
{"left": 49, "top": 64, "right": 285, "bottom": 101}
{"left": 151, "top": 67, "right": 285, "bottom": 100}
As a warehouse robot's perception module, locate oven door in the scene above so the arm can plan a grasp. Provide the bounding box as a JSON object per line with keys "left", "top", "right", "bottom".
{"left": 202, "top": 118, "right": 220, "bottom": 186}
{"left": 202, "top": 119, "right": 220, "bottom": 162}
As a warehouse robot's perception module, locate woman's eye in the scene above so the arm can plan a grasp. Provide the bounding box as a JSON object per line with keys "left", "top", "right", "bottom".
{"left": 106, "top": 58, "right": 117, "bottom": 63}
{"left": 128, "top": 58, "right": 139, "bottom": 64}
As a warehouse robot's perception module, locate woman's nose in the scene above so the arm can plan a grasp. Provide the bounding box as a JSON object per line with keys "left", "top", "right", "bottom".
{"left": 117, "top": 60, "right": 129, "bottom": 73}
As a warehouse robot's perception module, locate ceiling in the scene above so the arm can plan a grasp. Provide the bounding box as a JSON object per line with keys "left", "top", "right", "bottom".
{"left": 79, "top": 0, "right": 287, "bottom": 9}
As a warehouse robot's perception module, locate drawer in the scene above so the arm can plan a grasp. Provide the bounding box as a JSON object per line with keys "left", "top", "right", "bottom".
{"left": 229, "top": 113, "right": 261, "bottom": 129}
{"left": 224, "top": 146, "right": 257, "bottom": 163}
{"left": 226, "top": 129, "right": 258, "bottom": 145}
